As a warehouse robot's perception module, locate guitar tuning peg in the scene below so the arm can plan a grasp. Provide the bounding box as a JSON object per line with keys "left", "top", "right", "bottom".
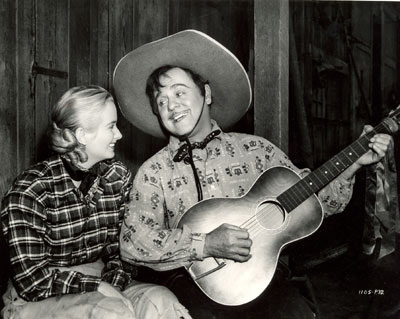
{"left": 383, "top": 118, "right": 399, "bottom": 133}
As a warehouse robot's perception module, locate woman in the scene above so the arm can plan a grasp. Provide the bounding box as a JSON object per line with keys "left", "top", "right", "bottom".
{"left": 1, "top": 86, "right": 191, "bottom": 319}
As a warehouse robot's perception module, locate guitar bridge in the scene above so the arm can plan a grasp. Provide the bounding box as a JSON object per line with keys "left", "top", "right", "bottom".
{"left": 187, "top": 257, "right": 226, "bottom": 281}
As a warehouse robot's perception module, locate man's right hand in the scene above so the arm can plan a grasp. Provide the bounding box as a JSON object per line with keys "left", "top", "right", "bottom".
{"left": 203, "top": 223, "right": 252, "bottom": 262}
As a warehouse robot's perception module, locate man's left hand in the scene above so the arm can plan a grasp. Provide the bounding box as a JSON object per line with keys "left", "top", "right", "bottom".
{"left": 355, "top": 125, "right": 392, "bottom": 167}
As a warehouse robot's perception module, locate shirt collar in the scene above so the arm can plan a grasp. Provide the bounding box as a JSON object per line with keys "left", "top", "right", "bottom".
{"left": 58, "top": 155, "right": 118, "bottom": 185}
{"left": 167, "top": 120, "right": 223, "bottom": 156}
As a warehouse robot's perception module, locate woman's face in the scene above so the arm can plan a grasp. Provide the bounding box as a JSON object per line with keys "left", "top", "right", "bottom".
{"left": 155, "top": 67, "right": 212, "bottom": 140}
{"left": 82, "top": 101, "right": 122, "bottom": 168}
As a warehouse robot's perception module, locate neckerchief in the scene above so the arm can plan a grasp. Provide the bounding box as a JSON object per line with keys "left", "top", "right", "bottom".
{"left": 173, "top": 129, "right": 221, "bottom": 163}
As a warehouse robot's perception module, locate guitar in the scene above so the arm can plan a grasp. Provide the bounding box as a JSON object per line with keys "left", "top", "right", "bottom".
{"left": 176, "top": 109, "right": 400, "bottom": 306}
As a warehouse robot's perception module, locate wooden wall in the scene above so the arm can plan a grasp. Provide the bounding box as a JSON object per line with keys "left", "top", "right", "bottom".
{"left": 1, "top": 0, "right": 399, "bottom": 199}
{"left": 0, "top": 0, "right": 254, "bottom": 197}
{"left": 290, "top": 1, "right": 400, "bottom": 169}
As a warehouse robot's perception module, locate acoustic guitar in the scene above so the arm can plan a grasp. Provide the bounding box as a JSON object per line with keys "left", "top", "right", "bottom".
{"left": 177, "top": 110, "right": 400, "bottom": 306}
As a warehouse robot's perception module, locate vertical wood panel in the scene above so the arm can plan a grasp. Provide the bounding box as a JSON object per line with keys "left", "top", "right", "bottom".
{"left": 2, "top": 0, "right": 254, "bottom": 194}
{"left": 169, "top": 0, "right": 191, "bottom": 33}
{"left": 109, "top": 0, "right": 172, "bottom": 174}
{"left": 17, "top": 0, "right": 35, "bottom": 172}
{"left": 254, "top": 0, "right": 289, "bottom": 151}
{"left": 35, "top": 0, "right": 69, "bottom": 162}
{"left": 134, "top": 0, "right": 170, "bottom": 160}
{"left": 69, "top": 0, "right": 90, "bottom": 87}
{"left": 109, "top": 0, "right": 136, "bottom": 172}
{"left": 90, "top": 0, "right": 109, "bottom": 88}
{"left": 0, "top": 0, "right": 17, "bottom": 197}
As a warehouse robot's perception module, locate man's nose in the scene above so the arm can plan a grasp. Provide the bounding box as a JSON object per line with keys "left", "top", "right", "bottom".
{"left": 168, "top": 97, "right": 179, "bottom": 111}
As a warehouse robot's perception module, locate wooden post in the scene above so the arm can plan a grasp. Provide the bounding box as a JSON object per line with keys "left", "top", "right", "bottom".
{"left": 0, "top": 0, "right": 18, "bottom": 197}
{"left": 254, "top": 0, "right": 289, "bottom": 152}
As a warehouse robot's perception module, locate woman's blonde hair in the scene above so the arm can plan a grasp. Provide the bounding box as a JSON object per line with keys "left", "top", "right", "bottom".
{"left": 48, "top": 85, "right": 114, "bottom": 165}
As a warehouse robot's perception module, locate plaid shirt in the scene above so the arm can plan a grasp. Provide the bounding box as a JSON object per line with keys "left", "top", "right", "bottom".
{"left": 120, "top": 121, "right": 354, "bottom": 271}
{"left": 1, "top": 155, "right": 133, "bottom": 301}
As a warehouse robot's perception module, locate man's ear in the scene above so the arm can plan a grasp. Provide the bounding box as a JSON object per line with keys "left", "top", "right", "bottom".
{"left": 205, "top": 84, "right": 212, "bottom": 105}
{"left": 75, "top": 127, "right": 87, "bottom": 145}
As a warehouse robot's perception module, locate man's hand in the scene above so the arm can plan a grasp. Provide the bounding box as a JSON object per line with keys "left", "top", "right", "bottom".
{"left": 203, "top": 223, "right": 252, "bottom": 262}
{"left": 355, "top": 125, "right": 392, "bottom": 167}
{"left": 342, "top": 125, "right": 392, "bottom": 180}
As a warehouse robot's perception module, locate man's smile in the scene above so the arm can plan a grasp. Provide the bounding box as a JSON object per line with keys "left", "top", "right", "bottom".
{"left": 170, "top": 110, "right": 190, "bottom": 122}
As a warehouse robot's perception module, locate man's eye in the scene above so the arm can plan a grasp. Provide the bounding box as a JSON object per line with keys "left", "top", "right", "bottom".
{"left": 176, "top": 91, "right": 184, "bottom": 97}
{"left": 158, "top": 100, "right": 167, "bottom": 107}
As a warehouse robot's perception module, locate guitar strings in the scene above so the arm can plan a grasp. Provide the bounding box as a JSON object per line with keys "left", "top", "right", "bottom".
{"left": 239, "top": 204, "right": 284, "bottom": 237}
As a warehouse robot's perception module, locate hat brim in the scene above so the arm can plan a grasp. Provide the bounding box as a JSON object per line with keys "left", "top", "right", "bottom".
{"left": 113, "top": 29, "right": 252, "bottom": 139}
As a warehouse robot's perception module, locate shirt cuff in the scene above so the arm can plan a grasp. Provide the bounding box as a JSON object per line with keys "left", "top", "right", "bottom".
{"left": 189, "top": 232, "right": 206, "bottom": 261}
{"left": 79, "top": 275, "right": 102, "bottom": 293}
{"left": 336, "top": 172, "right": 356, "bottom": 188}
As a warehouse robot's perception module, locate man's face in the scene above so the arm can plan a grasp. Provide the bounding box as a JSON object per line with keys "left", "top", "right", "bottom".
{"left": 154, "top": 67, "right": 211, "bottom": 139}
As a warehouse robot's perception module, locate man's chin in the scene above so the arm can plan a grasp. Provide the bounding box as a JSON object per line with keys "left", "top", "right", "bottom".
{"left": 169, "top": 125, "right": 194, "bottom": 139}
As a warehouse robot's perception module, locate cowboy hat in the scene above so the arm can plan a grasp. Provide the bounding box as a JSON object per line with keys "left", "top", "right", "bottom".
{"left": 113, "top": 29, "right": 252, "bottom": 139}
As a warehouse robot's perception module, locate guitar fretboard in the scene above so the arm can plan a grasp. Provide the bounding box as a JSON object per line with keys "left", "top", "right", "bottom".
{"left": 277, "top": 118, "right": 397, "bottom": 213}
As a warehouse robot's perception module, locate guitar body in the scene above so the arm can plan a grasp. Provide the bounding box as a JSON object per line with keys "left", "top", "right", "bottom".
{"left": 177, "top": 166, "right": 324, "bottom": 306}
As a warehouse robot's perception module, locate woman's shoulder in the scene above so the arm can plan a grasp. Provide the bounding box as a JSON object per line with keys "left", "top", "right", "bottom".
{"left": 3, "top": 155, "right": 61, "bottom": 198}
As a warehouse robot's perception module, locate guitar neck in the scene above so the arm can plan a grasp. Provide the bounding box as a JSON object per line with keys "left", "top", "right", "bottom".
{"left": 277, "top": 118, "right": 397, "bottom": 213}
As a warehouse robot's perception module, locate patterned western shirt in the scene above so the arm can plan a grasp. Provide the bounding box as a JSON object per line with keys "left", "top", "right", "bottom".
{"left": 120, "top": 122, "right": 354, "bottom": 271}
{"left": 1, "top": 155, "right": 133, "bottom": 301}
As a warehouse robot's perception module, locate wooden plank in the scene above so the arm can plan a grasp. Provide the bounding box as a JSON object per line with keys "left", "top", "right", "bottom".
{"left": 229, "top": 0, "right": 254, "bottom": 135}
{"left": 109, "top": 0, "right": 171, "bottom": 173}
{"left": 372, "top": 5, "right": 383, "bottom": 123}
{"left": 69, "top": 0, "right": 91, "bottom": 87}
{"left": 0, "top": 0, "right": 17, "bottom": 197}
{"left": 289, "top": 14, "right": 313, "bottom": 169}
{"left": 169, "top": 0, "right": 191, "bottom": 34}
{"left": 133, "top": 0, "right": 170, "bottom": 161}
{"left": 90, "top": 0, "right": 109, "bottom": 89}
{"left": 35, "top": 0, "right": 69, "bottom": 162}
{"left": 397, "top": 14, "right": 400, "bottom": 97}
{"left": 108, "top": 0, "right": 136, "bottom": 172}
{"left": 16, "top": 0, "right": 35, "bottom": 172}
{"left": 134, "top": 0, "right": 169, "bottom": 47}
{"left": 254, "top": 0, "right": 289, "bottom": 152}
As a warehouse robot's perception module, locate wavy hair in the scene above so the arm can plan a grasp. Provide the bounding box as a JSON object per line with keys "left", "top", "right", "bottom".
{"left": 48, "top": 85, "right": 114, "bottom": 166}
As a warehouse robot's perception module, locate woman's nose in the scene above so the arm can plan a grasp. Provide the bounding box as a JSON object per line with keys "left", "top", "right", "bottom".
{"left": 114, "top": 127, "right": 123, "bottom": 140}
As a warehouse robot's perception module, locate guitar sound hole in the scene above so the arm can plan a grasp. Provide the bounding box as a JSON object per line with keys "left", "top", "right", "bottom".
{"left": 256, "top": 201, "right": 285, "bottom": 230}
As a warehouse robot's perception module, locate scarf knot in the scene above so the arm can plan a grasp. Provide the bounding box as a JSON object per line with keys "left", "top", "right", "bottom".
{"left": 173, "top": 129, "right": 221, "bottom": 163}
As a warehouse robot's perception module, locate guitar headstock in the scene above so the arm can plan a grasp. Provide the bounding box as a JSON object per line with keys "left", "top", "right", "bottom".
{"left": 385, "top": 105, "right": 400, "bottom": 134}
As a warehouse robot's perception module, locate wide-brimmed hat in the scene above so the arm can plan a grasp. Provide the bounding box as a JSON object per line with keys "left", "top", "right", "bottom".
{"left": 113, "top": 29, "right": 252, "bottom": 139}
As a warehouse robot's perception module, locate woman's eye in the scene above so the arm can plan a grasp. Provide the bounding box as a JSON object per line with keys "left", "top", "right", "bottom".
{"left": 176, "top": 91, "right": 184, "bottom": 97}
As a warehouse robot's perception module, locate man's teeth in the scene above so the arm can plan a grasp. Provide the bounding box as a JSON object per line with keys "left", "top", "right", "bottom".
{"left": 174, "top": 113, "right": 186, "bottom": 121}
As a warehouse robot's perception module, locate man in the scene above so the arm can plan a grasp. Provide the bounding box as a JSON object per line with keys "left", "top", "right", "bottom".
{"left": 113, "top": 30, "right": 391, "bottom": 318}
